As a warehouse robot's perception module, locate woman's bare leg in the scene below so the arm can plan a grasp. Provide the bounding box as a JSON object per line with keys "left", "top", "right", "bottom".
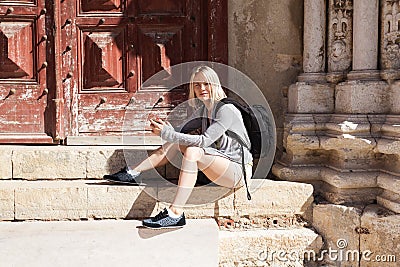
{"left": 131, "top": 142, "right": 182, "bottom": 172}
{"left": 169, "top": 146, "right": 245, "bottom": 215}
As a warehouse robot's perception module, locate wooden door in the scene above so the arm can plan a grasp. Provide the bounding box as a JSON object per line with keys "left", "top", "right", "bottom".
{"left": 60, "top": 0, "right": 226, "bottom": 144}
{"left": 0, "top": 1, "right": 53, "bottom": 143}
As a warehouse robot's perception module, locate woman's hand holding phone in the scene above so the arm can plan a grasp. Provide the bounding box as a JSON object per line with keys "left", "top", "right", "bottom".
{"left": 150, "top": 118, "right": 172, "bottom": 136}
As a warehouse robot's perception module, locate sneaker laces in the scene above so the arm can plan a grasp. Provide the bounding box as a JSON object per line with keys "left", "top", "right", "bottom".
{"left": 154, "top": 209, "right": 169, "bottom": 221}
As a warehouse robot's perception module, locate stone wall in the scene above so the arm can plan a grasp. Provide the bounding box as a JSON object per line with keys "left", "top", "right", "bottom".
{"left": 228, "top": 0, "right": 304, "bottom": 157}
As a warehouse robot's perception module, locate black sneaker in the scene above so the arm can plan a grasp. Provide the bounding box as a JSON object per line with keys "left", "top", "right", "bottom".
{"left": 103, "top": 167, "right": 142, "bottom": 185}
{"left": 142, "top": 208, "right": 186, "bottom": 229}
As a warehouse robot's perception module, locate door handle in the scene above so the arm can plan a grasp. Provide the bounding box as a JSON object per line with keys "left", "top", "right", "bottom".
{"left": 95, "top": 97, "right": 107, "bottom": 109}
{"left": 3, "top": 89, "right": 16, "bottom": 100}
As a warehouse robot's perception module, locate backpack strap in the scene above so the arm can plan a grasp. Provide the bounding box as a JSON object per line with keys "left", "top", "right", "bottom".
{"left": 225, "top": 130, "right": 251, "bottom": 200}
{"left": 240, "top": 143, "right": 252, "bottom": 200}
{"left": 217, "top": 101, "right": 252, "bottom": 200}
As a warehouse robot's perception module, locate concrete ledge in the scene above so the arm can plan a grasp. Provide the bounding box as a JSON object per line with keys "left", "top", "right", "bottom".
{"left": 0, "top": 179, "right": 314, "bottom": 221}
{"left": 219, "top": 227, "right": 323, "bottom": 266}
{"left": 0, "top": 219, "right": 219, "bottom": 267}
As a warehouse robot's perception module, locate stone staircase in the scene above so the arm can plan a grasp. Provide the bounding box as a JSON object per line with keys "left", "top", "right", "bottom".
{"left": 0, "top": 145, "right": 323, "bottom": 266}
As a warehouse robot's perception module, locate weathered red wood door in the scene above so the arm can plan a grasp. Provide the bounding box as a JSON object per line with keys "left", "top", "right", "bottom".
{"left": 60, "top": 0, "right": 225, "bottom": 144}
{"left": 0, "top": 1, "right": 54, "bottom": 143}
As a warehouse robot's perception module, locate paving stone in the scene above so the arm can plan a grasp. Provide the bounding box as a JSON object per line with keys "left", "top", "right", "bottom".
{"left": 0, "top": 219, "right": 219, "bottom": 267}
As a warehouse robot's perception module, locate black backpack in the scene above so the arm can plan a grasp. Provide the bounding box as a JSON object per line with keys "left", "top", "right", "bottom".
{"left": 216, "top": 98, "right": 273, "bottom": 160}
{"left": 179, "top": 98, "right": 274, "bottom": 200}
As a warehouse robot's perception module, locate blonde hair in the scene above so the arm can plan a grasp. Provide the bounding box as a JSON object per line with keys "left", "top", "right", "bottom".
{"left": 188, "top": 66, "right": 227, "bottom": 107}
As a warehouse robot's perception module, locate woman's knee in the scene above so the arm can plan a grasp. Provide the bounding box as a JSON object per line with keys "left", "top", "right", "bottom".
{"left": 183, "top": 146, "right": 203, "bottom": 161}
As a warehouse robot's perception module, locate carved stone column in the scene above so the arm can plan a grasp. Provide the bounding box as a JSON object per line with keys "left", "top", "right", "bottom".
{"left": 348, "top": 0, "right": 380, "bottom": 80}
{"left": 381, "top": 0, "right": 400, "bottom": 81}
{"left": 335, "top": 0, "right": 388, "bottom": 113}
{"left": 300, "top": 0, "right": 326, "bottom": 80}
{"left": 327, "top": 0, "right": 353, "bottom": 83}
{"left": 289, "top": 0, "right": 334, "bottom": 114}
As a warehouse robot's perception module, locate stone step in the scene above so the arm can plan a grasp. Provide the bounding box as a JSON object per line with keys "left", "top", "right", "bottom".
{"left": 0, "top": 219, "right": 322, "bottom": 267}
{"left": 377, "top": 173, "right": 400, "bottom": 213}
{"left": 219, "top": 227, "right": 322, "bottom": 266}
{"left": 0, "top": 145, "right": 160, "bottom": 180}
{"left": 0, "top": 179, "right": 314, "bottom": 222}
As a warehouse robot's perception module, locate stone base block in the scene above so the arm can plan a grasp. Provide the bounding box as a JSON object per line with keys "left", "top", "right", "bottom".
{"left": 321, "top": 182, "right": 380, "bottom": 205}
{"left": 377, "top": 191, "right": 400, "bottom": 214}
{"left": 219, "top": 228, "right": 323, "bottom": 266}
{"left": 321, "top": 169, "right": 378, "bottom": 189}
{"left": 377, "top": 173, "right": 400, "bottom": 195}
{"left": 360, "top": 205, "right": 400, "bottom": 267}
{"left": 273, "top": 164, "right": 380, "bottom": 205}
{"left": 390, "top": 80, "right": 400, "bottom": 113}
{"left": 288, "top": 82, "right": 335, "bottom": 113}
{"left": 272, "top": 164, "right": 321, "bottom": 182}
{"left": 335, "top": 80, "right": 389, "bottom": 113}
{"left": 376, "top": 138, "right": 400, "bottom": 156}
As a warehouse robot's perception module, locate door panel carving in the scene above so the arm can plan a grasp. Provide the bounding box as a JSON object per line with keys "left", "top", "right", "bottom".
{"left": 80, "top": 28, "right": 125, "bottom": 90}
{"left": 0, "top": 2, "right": 52, "bottom": 143}
{"left": 80, "top": 0, "right": 122, "bottom": 13}
{"left": 0, "top": 21, "right": 35, "bottom": 79}
{"left": 138, "top": 25, "right": 183, "bottom": 86}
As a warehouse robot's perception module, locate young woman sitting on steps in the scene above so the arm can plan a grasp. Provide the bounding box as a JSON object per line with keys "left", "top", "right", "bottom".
{"left": 104, "top": 65, "right": 253, "bottom": 228}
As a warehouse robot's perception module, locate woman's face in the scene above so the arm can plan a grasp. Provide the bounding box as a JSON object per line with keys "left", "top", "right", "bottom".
{"left": 192, "top": 72, "right": 211, "bottom": 102}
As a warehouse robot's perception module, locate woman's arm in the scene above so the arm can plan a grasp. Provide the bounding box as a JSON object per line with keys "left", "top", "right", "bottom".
{"left": 160, "top": 104, "right": 235, "bottom": 147}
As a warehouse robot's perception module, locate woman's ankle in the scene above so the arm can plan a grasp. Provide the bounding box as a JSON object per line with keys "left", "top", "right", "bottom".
{"left": 169, "top": 206, "right": 183, "bottom": 216}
